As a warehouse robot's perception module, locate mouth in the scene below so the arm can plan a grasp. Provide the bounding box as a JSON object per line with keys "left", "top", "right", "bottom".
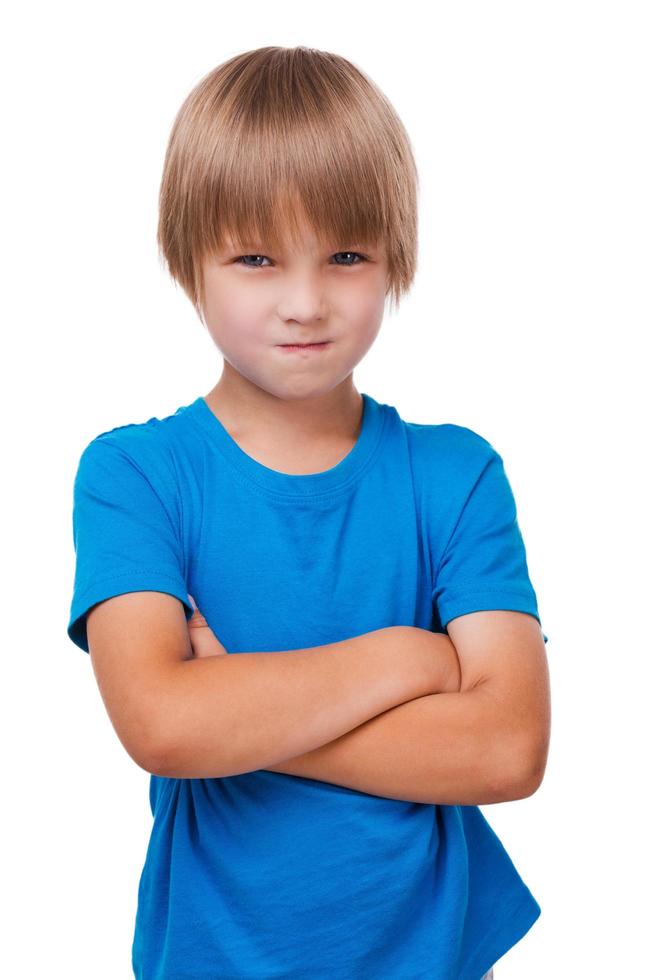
{"left": 277, "top": 341, "right": 332, "bottom": 352}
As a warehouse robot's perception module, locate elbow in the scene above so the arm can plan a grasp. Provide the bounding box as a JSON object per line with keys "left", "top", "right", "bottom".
{"left": 142, "top": 741, "right": 179, "bottom": 778}
{"left": 511, "top": 758, "right": 546, "bottom": 801}
{"left": 125, "top": 726, "right": 179, "bottom": 777}
{"left": 106, "top": 715, "right": 177, "bottom": 778}
{"left": 506, "top": 733, "right": 550, "bottom": 800}
{"left": 144, "top": 732, "right": 235, "bottom": 780}
{"left": 144, "top": 728, "right": 193, "bottom": 778}
{"left": 131, "top": 707, "right": 189, "bottom": 777}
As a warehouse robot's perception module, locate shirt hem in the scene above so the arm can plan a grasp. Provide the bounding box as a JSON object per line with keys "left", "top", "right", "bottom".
{"left": 458, "top": 892, "right": 541, "bottom": 980}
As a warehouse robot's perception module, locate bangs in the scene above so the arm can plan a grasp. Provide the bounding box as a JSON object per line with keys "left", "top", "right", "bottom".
{"left": 206, "top": 178, "right": 386, "bottom": 260}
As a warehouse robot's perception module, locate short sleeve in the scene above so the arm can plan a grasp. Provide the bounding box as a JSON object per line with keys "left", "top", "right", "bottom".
{"left": 67, "top": 435, "right": 194, "bottom": 654}
{"left": 432, "top": 447, "right": 548, "bottom": 644}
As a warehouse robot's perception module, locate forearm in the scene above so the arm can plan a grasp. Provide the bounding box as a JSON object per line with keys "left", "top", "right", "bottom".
{"left": 156, "top": 627, "right": 456, "bottom": 779}
{"left": 266, "top": 683, "right": 530, "bottom": 806}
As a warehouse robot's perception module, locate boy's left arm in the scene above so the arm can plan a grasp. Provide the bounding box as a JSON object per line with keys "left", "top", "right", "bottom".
{"left": 266, "top": 610, "right": 551, "bottom": 806}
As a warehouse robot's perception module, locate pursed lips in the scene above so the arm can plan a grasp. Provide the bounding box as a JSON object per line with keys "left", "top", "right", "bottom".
{"left": 277, "top": 341, "right": 331, "bottom": 347}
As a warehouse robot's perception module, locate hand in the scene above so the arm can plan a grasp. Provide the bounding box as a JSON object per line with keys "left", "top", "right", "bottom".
{"left": 187, "top": 594, "right": 229, "bottom": 659}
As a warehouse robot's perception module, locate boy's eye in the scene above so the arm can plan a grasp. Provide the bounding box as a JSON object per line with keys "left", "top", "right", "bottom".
{"left": 235, "top": 254, "right": 272, "bottom": 268}
{"left": 333, "top": 251, "right": 367, "bottom": 266}
{"left": 234, "top": 251, "right": 368, "bottom": 269}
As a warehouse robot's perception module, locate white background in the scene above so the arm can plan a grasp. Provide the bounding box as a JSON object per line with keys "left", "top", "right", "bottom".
{"left": 2, "top": 1, "right": 652, "bottom": 976}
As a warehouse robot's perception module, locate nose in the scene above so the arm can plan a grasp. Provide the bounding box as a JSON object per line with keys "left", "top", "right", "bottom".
{"left": 276, "top": 273, "right": 328, "bottom": 325}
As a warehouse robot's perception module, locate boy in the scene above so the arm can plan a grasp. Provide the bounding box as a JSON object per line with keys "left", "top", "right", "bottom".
{"left": 67, "top": 45, "right": 550, "bottom": 980}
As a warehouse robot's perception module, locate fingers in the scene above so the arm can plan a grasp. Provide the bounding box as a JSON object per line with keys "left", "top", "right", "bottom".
{"left": 185, "top": 594, "right": 228, "bottom": 657}
{"left": 187, "top": 593, "right": 208, "bottom": 627}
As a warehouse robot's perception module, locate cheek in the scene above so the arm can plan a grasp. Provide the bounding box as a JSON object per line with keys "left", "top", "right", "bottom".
{"left": 207, "top": 296, "right": 263, "bottom": 349}
{"left": 354, "top": 318, "right": 383, "bottom": 357}
{"left": 347, "top": 292, "right": 386, "bottom": 345}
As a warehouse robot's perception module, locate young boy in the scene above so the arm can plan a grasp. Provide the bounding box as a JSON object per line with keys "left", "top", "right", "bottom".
{"left": 67, "top": 46, "right": 550, "bottom": 980}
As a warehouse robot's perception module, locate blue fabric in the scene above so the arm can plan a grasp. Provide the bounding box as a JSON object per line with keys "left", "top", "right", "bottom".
{"left": 67, "top": 392, "right": 547, "bottom": 979}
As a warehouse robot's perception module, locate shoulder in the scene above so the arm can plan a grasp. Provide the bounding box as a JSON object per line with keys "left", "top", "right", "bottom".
{"left": 403, "top": 419, "right": 496, "bottom": 454}
{"left": 401, "top": 418, "right": 500, "bottom": 485}
{"left": 74, "top": 404, "right": 189, "bottom": 492}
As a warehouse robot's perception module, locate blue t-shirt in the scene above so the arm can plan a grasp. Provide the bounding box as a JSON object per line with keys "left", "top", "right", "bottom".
{"left": 67, "top": 392, "right": 548, "bottom": 980}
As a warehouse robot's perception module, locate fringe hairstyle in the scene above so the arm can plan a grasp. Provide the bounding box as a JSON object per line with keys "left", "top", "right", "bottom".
{"left": 157, "top": 46, "right": 419, "bottom": 320}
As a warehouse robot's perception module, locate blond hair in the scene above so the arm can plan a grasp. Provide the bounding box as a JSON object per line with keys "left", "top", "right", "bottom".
{"left": 157, "top": 45, "right": 419, "bottom": 319}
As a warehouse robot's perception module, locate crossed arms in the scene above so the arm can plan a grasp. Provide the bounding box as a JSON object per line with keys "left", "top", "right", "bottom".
{"left": 87, "top": 592, "right": 550, "bottom": 807}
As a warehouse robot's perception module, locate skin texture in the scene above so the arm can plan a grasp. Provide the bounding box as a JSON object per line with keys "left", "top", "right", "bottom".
{"left": 197, "top": 209, "right": 390, "bottom": 473}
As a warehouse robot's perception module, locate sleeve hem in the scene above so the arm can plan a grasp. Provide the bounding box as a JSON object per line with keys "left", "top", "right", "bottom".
{"left": 436, "top": 590, "right": 548, "bottom": 644}
{"left": 67, "top": 570, "right": 193, "bottom": 654}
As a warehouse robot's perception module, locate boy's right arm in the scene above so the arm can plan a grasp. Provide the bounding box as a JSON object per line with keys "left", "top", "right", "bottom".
{"left": 86, "top": 591, "right": 460, "bottom": 780}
